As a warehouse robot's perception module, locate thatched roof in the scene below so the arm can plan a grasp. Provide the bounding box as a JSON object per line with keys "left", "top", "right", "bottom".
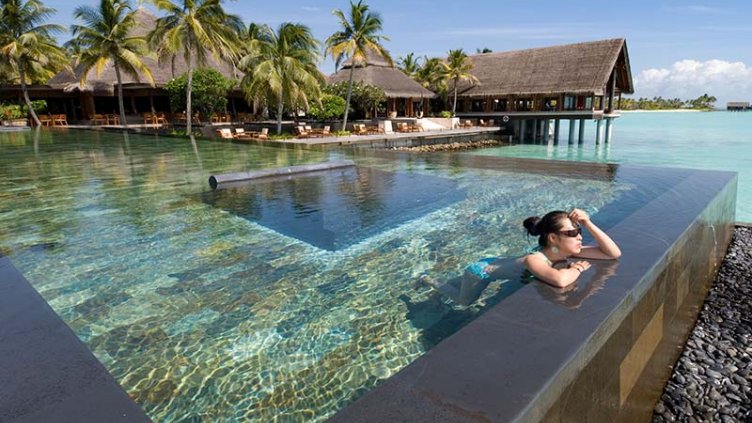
{"left": 456, "top": 38, "right": 634, "bottom": 98}
{"left": 47, "top": 8, "right": 240, "bottom": 95}
{"left": 327, "top": 50, "right": 435, "bottom": 99}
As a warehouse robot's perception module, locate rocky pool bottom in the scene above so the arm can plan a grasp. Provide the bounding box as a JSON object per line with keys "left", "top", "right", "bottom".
{"left": 653, "top": 225, "right": 752, "bottom": 422}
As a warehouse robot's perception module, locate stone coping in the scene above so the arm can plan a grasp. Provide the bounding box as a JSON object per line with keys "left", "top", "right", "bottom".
{"left": 0, "top": 256, "right": 151, "bottom": 423}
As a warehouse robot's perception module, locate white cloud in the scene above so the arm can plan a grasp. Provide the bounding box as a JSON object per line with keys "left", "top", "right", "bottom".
{"left": 633, "top": 59, "right": 752, "bottom": 106}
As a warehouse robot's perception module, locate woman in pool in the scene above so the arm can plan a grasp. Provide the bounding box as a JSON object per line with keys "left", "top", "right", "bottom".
{"left": 522, "top": 208, "right": 621, "bottom": 288}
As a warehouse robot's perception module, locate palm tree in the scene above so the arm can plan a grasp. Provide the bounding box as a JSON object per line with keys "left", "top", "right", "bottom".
{"left": 326, "top": 0, "right": 390, "bottom": 131}
{"left": 147, "top": 0, "right": 243, "bottom": 134}
{"left": 239, "top": 23, "right": 324, "bottom": 135}
{"left": 416, "top": 56, "right": 446, "bottom": 95}
{"left": 444, "top": 49, "right": 478, "bottom": 115}
{"left": 69, "top": 0, "right": 154, "bottom": 128}
{"left": 397, "top": 52, "right": 420, "bottom": 78}
{"left": 0, "top": 0, "right": 67, "bottom": 127}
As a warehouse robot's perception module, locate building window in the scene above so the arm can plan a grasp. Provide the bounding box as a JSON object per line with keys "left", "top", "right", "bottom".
{"left": 471, "top": 99, "right": 486, "bottom": 112}
{"left": 493, "top": 99, "right": 507, "bottom": 111}
{"left": 584, "top": 97, "right": 593, "bottom": 110}
{"left": 516, "top": 99, "right": 532, "bottom": 111}
{"left": 563, "top": 96, "right": 575, "bottom": 110}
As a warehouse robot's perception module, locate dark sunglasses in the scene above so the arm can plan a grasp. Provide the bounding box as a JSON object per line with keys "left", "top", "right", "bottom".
{"left": 558, "top": 226, "right": 582, "bottom": 237}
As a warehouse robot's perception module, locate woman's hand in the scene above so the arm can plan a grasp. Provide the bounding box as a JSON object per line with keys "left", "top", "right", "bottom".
{"left": 568, "top": 208, "right": 590, "bottom": 226}
{"left": 569, "top": 260, "right": 591, "bottom": 273}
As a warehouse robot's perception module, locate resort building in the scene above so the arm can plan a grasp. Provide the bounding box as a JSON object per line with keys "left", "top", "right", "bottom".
{"left": 727, "top": 102, "right": 750, "bottom": 111}
{"left": 327, "top": 52, "right": 436, "bottom": 119}
{"left": 0, "top": 8, "right": 245, "bottom": 123}
{"left": 452, "top": 38, "right": 634, "bottom": 143}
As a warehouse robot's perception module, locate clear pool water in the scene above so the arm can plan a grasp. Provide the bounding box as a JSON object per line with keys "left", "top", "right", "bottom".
{"left": 468, "top": 111, "right": 752, "bottom": 221}
{"left": 0, "top": 129, "right": 632, "bottom": 421}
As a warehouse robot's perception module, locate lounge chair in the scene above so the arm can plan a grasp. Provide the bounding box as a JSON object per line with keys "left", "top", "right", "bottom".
{"left": 256, "top": 127, "right": 269, "bottom": 140}
{"left": 234, "top": 128, "right": 253, "bottom": 140}
{"left": 52, "top": 114, "right": 68, "bottom": 126}
{"left": 216, "top": 128, "right": 234, "bottom": 139}
{"left": 294, "top": 126, "right": 310, "bottom": 138}
{"left": 38, "top": 114, "right": 52, "bottom": 126}
{"left": 89, "top": 114, "right": 107, "bottom": 125}
{"left": 352, "top": 124, "right": 368, "bottom": 135}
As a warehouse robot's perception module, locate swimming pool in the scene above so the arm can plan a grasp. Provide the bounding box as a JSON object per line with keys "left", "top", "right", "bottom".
{"left": 0, "top": 129, "right": 669, "bottom": 421}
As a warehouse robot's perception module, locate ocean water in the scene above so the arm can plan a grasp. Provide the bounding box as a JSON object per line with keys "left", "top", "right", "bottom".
{"left": 469, "top": 111, "right": 752, "bottom": 221}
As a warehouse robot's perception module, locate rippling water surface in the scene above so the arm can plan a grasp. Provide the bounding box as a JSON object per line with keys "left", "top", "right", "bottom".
{"left": 0, "top": 129, "right": 633, "bottom": 421}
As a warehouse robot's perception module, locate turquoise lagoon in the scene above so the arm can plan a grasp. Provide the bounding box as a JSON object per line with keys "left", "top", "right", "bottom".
{"left": 0, "top": 129, "right": 633, "bottom": 421}
{"left": 469, "top": 111, "right": 752, "bottom": 221}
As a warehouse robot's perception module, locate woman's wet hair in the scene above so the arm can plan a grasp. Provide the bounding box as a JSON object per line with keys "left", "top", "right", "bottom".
{"left": 523, "top": 210, "right": 570, "bottom": 247}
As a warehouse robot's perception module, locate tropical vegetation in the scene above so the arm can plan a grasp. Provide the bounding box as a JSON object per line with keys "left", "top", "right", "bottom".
{"left": 308, "top": 93, "right": 346, "bottom": 120}
{"left": 165, "top": 68, "right": 233, "bottom": 118}
{"left": 444, "top": 48, "right": 478, "bottom": 115}
{"left": 147, "top": 0, "right": 243, "bottom": 134}
{"left": 325, "top": 81, "right": 385, "bottom": 119}
{"left": 0, "top": 0, "right": 68, "bottom": 126}
{"left": 239, "top": 22, "right": 324, "bottom": 134}
{"left": 326, "top": 0, "right": 390, "bottom": 131}
{"left": 621, "top": 94, "right": 718, "bottom": 110}
{"left": 68, "top": 0, "right": 153, "bottom": 127}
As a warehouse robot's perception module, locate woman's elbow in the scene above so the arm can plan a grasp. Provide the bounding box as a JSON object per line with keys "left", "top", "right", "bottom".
{"left": 609, "top": 248, "right": 622, "bottom": 259}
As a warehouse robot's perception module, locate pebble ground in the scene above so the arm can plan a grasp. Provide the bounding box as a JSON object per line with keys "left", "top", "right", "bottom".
{"left": 652, "top": 226, "right": 752, "bottom": 422}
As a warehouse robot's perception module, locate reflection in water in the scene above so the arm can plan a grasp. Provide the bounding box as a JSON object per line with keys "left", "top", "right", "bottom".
{"left": 202, "top": 166, "right": 466, "bottom": 250}
{"left": 189, "top": 135, "right": 203, "bottom": 170}
{"left": 534, "top": 260, "right": 619, "bottom": 309}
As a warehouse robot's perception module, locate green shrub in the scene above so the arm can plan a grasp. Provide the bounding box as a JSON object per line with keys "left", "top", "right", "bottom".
{"left": 440, "top": 110, "right": 453, "bottom": 118}
{"left": 325, "top": 81, "right": 386, "bottom": 118}
{"left": 23, "top": 100, "right": 47, "bottom": 114}
{"left": 332, "top": 130, "right": 351, "bottom": 136}
{"left": 0, "top": 103, "right": 23, "bottom": 120}
{"left": 165, "top": 69, "right": 235, "bottom": 118}
{"left": 308, "top": 94, "right": 346, "bottom": 120}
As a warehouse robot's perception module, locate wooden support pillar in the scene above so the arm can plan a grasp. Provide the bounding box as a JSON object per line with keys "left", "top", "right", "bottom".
{"left": 149, "top": 95, "right": 155, "bottom": 113}
{"left": 130, "top": 96, "right": 137, "bottom": 114}
{"left": 543, "top": 119, "right": 551, "bottom": 143}
{"left": 605, "top": 118, "right": 613, "bottom": 143}
{"left": 531, "top": 119, "right": 538, "bottom": 143}
{"left": 520, "top": 119, "right": 527, "bottom": 143}
{"left": 596, "top": 119, "right": 603, "bottom": 144}
{"left": 553, "top": 119, "right": 560, "bottom": 144}
{"left": 578, "top": 119, "right": 585, "bottom": 144}
{"left": 568, "top": 119, "right": 575, "bottom": 144}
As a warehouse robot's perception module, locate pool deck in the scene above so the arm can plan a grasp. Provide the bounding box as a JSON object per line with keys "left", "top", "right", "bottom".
{"left": 62, "top": 123, "right": 504, "bottom": 149}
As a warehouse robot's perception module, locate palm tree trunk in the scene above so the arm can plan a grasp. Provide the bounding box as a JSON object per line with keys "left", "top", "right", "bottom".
{"left": 276, "top": 96, "right": 284, "bottom": 134}
{"left": 452, "top": 78, "right": 458, "bottom": 116}
{"left": 342, "top": 65, "right": 355, "bottom": 131}
{"left": 186, "top": 49, "right": 194, "bottom": 135}
{"left": 19, "top": 67, "right": 40, "bottom": 127}
{"left": 114, "top": 63, "right": 128, "bottom": 128}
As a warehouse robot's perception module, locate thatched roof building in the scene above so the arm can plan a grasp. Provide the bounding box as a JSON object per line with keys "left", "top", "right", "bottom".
{"left": 327, "top": 50, "right": 434, "bottom": 117}
{"left": 0, "top": 7, "right": 245, "bottom": 121}
{"left": 47, "top": 8, "right": 239, "bottom": 96}
{"left": 451, "top": 38, "right": 633, "bottom": 116}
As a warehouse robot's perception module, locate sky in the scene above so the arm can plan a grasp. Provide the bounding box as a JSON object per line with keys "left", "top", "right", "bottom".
{"left": 44, "top": 0, "right": 752, "bottom": 107}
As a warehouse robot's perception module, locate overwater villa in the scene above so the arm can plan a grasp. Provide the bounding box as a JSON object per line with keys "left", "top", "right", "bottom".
{"left": 451, "top": 38, "right": 634, "bottom": 143}
{"left": 327, "top": 51, "right": 436, "bottom": 119}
